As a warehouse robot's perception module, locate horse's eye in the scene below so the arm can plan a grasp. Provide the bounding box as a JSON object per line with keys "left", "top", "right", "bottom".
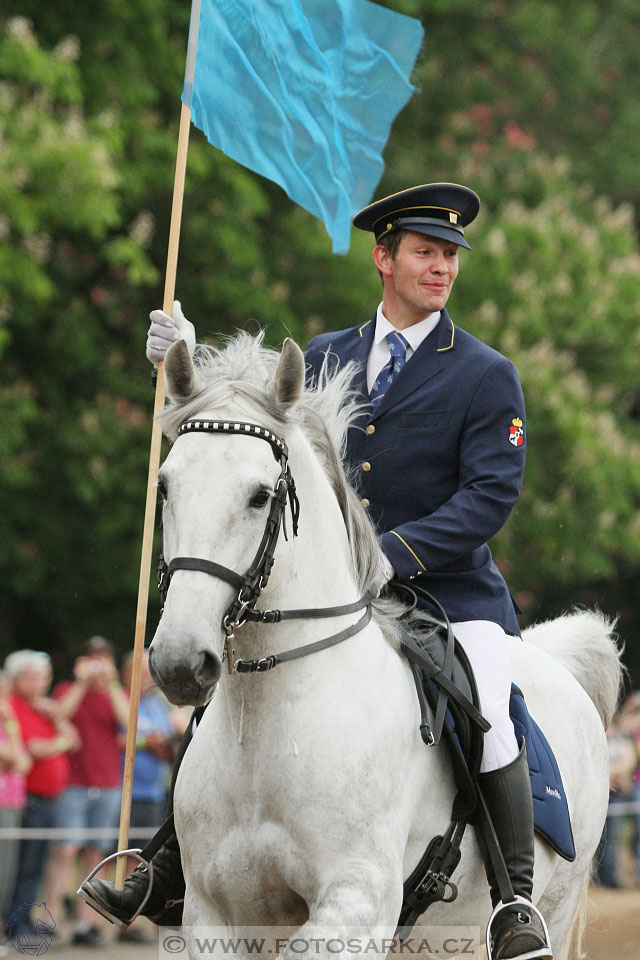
{"left": 250, "top": 490, "right": 271, "bottom": 509}
{"left": 157, "top": 477, "right": 168, "bottom": 501}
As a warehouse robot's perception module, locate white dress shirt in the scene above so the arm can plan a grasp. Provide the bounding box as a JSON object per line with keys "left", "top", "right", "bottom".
{"left": 366, "top": 304, "right": 441, "bottom": 394}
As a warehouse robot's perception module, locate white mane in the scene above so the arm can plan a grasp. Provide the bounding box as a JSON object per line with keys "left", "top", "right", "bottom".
{"left": 158, "top": 331, "right": 437, "bottom": 649}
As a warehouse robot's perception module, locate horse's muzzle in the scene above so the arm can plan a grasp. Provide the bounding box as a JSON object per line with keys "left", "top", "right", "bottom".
{"left": 148, "top": 643, "right": 222, "bottom": 707}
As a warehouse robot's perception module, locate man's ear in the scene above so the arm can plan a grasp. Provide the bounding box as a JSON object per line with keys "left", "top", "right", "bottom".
{"left": 372, "top": 244, "right": 393, "bottom": 277}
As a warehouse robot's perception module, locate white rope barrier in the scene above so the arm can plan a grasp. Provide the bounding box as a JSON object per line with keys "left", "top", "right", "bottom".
{"left": 0, "top": 826, "right": 158, "bottom": 840}
{"left": 1, "top": 801, "right": 640, "bottom": 838}
{"left": 605, "top": 800, "right": 640, "bottom": 816}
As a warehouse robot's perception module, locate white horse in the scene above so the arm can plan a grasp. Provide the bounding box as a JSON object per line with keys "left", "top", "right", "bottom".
{"left": 148, "top": 333, "right": 621, "bottom": 960}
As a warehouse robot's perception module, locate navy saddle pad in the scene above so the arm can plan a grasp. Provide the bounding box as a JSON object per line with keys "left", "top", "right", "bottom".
{"left": 510, "top": 684, "right": 575, "bottom": 861}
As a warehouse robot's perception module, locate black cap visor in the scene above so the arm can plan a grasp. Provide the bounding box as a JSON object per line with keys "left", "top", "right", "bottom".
{"left": 386, "top": 219, "right": 472, "bottom": 250}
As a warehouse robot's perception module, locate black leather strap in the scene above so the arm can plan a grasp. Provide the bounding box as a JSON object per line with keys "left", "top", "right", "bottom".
{"left": 244, "top": 594, "right": 372, "bottom": 624}
{"left": 475, "top": 792, "right": 517, "bottom": 905}
{"left": 167, "top": 557, "right": 245, "bottom": 591}
{"left": 139, "top": 813, "right": 176, "bottom": 863}
{"left": 399, "top": 628, "right": 490, "bottom": 734}
{"left": 235, "top": 604, "right": 373, "bottom": 673}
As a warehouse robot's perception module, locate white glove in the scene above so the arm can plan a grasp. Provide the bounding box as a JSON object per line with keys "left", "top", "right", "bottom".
{"left": 370, "top": 554, "right": 396, "bottom": 597}
{"left": 146, "top": 300, "right": 196, "bottom": 364}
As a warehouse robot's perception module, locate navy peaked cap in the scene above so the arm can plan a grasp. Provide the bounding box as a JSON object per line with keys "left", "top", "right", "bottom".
{"left": 353, "top": 182, "right": 480, "bottom": 249}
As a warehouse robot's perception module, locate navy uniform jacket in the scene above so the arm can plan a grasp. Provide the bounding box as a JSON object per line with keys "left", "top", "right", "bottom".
{"left": 304, "top": 309, "right": 525, "bottom": 635}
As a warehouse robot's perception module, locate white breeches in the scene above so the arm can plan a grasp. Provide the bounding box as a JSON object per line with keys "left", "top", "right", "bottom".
{"left": 451, "top": 620, "right": 519, "bottom": 773}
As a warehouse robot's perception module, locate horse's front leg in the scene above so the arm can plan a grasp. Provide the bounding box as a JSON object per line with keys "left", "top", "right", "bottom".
{"left": 178, "top": 887, "right": 229, "bottom": 960}
{"left": 280, "top": 857, "right": 403, "bottom": 960}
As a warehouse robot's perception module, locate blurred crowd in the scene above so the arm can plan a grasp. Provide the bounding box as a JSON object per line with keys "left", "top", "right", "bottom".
{"left": 0, "top": 636, "right": 189, "bottom": 951}
{"left": 594, "top": 690, "right": 640, "bottom": 890}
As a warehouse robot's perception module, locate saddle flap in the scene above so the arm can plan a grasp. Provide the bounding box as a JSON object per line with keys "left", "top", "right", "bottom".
{"left": 510, "top": 685, "right": 576, "bottom": 861}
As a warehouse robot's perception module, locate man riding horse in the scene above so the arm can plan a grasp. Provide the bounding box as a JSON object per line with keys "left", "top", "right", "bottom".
{"left": 81, "top": 184, "right": 552, "bottom": 960}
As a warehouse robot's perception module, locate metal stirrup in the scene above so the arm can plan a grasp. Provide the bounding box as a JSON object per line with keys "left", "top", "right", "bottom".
{"left": 77, "top": 849, "right": 154, "bottom": 929}
{"left": 485, "top": 896, "right": 552, "bottom": 960}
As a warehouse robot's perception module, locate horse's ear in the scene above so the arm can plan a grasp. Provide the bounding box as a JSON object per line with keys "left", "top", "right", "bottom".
{"left": 164, "top": 339, "right": 196, "bottom": 400}
{"left": 273, "top": 338, "right": 305, "bottom": 408}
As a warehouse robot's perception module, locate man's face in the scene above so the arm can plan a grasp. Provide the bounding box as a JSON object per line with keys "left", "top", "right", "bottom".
{"left": 122, "top": 653, "right": 154, "bottom": 695}
{"left": 14, "top": 665, "right": 51, "bottom": 701}
{"left": 373, "top": 231, "right": 459, "bottom": 327}
{"left": 85, "top": 651, "right": 114, "bottom": 685}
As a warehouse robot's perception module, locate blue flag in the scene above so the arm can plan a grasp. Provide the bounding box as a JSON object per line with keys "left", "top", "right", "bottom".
{"left": 182, "top": 0, "right": 424, "bottom": 253}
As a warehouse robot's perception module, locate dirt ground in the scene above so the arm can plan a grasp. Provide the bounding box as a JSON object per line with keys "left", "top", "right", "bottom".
{"left": 41, "top": 884, "right": 639, "bottom": 959}
{"left": 580, "top": 884, "right": 640, "bottom": 960}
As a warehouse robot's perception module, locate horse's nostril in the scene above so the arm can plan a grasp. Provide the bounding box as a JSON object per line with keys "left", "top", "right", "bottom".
{"left": 147, "top": 646, "right": 162, "bottom": 684}
{"left": 196, "top": 650, "right": 222, "bottom": 688}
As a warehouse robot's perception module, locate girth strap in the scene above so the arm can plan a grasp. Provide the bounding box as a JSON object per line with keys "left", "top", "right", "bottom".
{"left": 396, "top": 820, "right": 465, "bottom": 939}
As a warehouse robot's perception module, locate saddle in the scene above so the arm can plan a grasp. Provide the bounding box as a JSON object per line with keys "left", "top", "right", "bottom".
{"left": 391, "top": 582, "right": 575, "bottom": 938}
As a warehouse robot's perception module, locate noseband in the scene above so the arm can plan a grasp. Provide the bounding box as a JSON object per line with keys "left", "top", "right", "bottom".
{"left": 157, "top": 418, "right": 372, "bottom": 675}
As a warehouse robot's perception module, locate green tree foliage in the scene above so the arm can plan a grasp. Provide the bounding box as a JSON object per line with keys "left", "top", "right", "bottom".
{"left": 451, "top": 153, "right": 640, "bottom": 610}
{"left": 0, "top": 18, "right": 157, "bottom": 655}
{"left": 1, "top": 3, "right": 639, "bottom": 683}
{"left": 384, "top": 0, "right": 640, "bottom": 217}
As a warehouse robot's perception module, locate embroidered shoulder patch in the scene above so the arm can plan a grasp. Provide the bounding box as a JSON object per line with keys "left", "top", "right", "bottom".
{"left": 509, "top": 417, "right": 524, "bottom": 447}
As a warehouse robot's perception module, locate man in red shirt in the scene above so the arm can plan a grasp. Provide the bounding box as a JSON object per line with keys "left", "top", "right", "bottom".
{"left": 5, "top": 650, "right": 78, "bottom": 935}
{"left": 46, "top": 636, "right": 129, "bottom": 947}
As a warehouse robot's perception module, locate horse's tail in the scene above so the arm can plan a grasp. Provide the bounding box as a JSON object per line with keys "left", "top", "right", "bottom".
{"left": 522, "top": 608, "right": 623, "bottom": 728}
{"left": 556, "top": 869, "right": 592, "bottom": 960}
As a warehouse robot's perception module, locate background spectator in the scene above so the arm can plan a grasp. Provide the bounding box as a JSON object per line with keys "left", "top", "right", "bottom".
{"left": 617, "top": 690, "right": 640, "bottom": 886}
{"left": 4, "top": 650, "right": 78, "bottom": 936}
{"left": 116, "top": 649, "right": 176, "bottom": 943}
{"left": 0, "top": 671, "right": 32, "bottom": 953}
{"left": 595, "top": 704, "right": 637, "bottom": 888}
{"left": 121, "top": 649, "right": 175, "bottom": 848}
{"left": 45, "top": 636, "right": 129, "bottom": 947}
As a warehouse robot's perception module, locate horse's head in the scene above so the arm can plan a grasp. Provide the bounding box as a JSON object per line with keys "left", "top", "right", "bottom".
{"left": 148, "top": 336, "right": 305, "bottom": 706}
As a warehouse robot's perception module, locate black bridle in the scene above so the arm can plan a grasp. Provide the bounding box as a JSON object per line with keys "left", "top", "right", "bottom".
{"left": 157, "top": 418, "right": 372, "bottom": 675}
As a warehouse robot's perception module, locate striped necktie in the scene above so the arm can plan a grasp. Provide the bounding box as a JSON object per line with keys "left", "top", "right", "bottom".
{"left": 369, "top": 330, "right": 410, "bottom": 403}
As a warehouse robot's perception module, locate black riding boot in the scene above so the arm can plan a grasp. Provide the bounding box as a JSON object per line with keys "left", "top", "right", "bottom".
{"left": 478, "top": 741, "right": 552, "bottom": 960}
{"left": 79, "top": 708, "right": 204, "bottom": 927}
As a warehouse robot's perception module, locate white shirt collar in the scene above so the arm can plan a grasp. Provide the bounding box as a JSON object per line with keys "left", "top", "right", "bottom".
{"left": 374, "top": 303, "right": 441, "bottom": 354}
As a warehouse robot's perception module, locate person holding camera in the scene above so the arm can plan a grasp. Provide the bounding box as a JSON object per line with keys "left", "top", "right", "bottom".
{"left": 46, "top": 636, "right": 129, "bottom": 947}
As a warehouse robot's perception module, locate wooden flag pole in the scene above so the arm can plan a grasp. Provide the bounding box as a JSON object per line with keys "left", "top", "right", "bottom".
{"left": 114, "top": 99, "right": 192, "bottom": 890}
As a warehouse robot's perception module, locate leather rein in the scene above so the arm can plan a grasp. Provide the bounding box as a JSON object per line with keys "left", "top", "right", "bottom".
{"left": 157, "top": 418, "right": 372, "bottom": 675}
